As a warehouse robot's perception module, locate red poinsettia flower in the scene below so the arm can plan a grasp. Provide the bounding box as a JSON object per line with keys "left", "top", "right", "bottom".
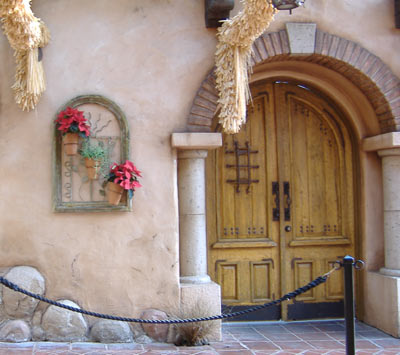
{"left": 55, "top": 106, "right": 91, "bottom": 137}
{"left": 108, "top": 160, "right": 142, "bottom": 198}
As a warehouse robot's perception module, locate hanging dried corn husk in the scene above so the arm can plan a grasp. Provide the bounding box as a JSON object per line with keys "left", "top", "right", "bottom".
{"left": 0, "top": 0, "right": 50, "bottom": 111}
{"left": 215, "top": 0, "right": 277, "bottom": 134}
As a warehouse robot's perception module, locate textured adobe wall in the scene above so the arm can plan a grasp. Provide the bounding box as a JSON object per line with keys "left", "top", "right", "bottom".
{"left": 0, "top": 0, "right": 217, "bottom": 318}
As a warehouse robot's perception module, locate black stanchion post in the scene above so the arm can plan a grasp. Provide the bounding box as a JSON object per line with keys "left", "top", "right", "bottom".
{"left": 343, "top": 255, "right": 355, "bottom": 355}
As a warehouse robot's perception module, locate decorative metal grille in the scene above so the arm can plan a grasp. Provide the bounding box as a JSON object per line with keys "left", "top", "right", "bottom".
{"left": 53, "top": 95, "right": 130, "bottom": 212}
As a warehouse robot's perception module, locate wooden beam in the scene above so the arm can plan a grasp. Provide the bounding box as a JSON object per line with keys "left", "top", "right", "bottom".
{"left": 205, "top": 0, "right": 234, "bottom": 28}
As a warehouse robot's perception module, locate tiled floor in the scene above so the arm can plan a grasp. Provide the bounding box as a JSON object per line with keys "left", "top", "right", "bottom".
{"left": 0, "top": 320, "right": 399, "bottom": 354}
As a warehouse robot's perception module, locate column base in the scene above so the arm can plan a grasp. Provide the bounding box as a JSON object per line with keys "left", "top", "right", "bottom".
{"left": 380, "top": 267, "right": 400, "bottom": 277}
{"left": 180, "top": 275, "right": 211, "bottom": 284}
{"left": 179, "top": 281, "right": 222, "bottom": 341}
{"left": 364, "top": 271, "right": 400, "bottom": 338}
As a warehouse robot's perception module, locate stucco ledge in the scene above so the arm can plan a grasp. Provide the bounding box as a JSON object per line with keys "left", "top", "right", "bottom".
{"left": 363, "top": 133, "right": 400, "bottom": 152}
{"left": 171, "top": 133, "right": 222, "bottom": 150}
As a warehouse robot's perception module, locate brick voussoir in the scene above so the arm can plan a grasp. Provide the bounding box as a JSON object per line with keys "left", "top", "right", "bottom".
{"left": 314, "top": 29, "right": 325, "bottom": 54}
{"left": 328, "top": 35, "right": 340, "bottom": 58}
{"left": 364, "top": 56, "right": 383, "bottom": 77}
{"left": 389, "top": 96, "right": 400, "bottom": 109}
{"left": 188, "top": 114, "right": 213, "bottom": 127}
{"left": 193, "top": 97, "right": 218, "bottom": 111}
{"left": 333, "top": 38, "right": 349, "bottom": 60}
{"left": 279, "top": 30, "right": 290, "bottom": 54}
{"left": 262, "top": 33, "right": 276, "bottom": 57}
{"left": 321, "top": 33, "right": 333, "bottom": 56}
{"left": 251, "top": 43, "right": 263, "bottom": 63}
{"left": 376, "top": 73, "right": 398, "bottom": 94}
{"left": 191, "top": 105, "right": 216, "bottom": 118}
{"left": 197, "top": 88, "right": 218, "bottom": 104}
{"left": 353, "top": 49, "right": 370, "bottom": 70}
{"left": 348, "top": 44, "right": 363, "bottom": 67}
{"left": 254, "top": 37, "right": 269, "bottom": 61}
{"left": 190, "top": 106, "right": 215, "bottom": 120}
{"left": 202, "top": 81, "right": 218, "bottom": 96}
{"left": 384, "top": 86, "right": 400, "bottom": 102}
{"left": 271, "top": 32, "right": 283, "bottom": 55}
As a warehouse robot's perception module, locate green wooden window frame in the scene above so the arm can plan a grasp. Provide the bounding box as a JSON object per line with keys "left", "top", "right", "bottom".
{"left": 53, "top": 95, "right": 131, "bottom": 212}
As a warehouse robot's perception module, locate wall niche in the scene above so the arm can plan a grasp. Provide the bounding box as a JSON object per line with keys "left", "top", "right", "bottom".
{"left": 53, "top": 95, "right": 131, "bottom": 212}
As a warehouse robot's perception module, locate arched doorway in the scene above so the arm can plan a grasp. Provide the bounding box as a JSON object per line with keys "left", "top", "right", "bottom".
{"left": 206, "top": 80, "right": 356, "bottom": 320}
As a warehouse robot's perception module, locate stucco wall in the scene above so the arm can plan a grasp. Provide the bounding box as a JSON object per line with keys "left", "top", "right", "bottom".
{"left": 0, "top": 0, "right": 399, "bottom": 318}
{"left": 0, "top": 0, "right": 217, "bottom": 317}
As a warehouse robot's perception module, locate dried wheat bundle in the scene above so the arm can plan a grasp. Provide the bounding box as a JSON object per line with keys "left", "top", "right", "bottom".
{"left": 215, "top": 0, "right": 276, "bottom": 134}
{"left": 0, "top": 0, "right": 50, "bottom": 111}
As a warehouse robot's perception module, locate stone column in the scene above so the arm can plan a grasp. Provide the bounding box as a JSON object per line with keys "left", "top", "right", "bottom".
{"left": 378, "top": 148, "right": 400, "bottom": 276}
{"left": 363, "top": 133, "right": 400, "bottom": 337}
{"left": 178, "top": 149, "right": 210, "bottom": 283}
{"left": 364, "top": 133, "right": 400, "bottom": 276}
{"left": 171, "top": 132, "right": 223, "bottom": 341}
{"left": 171, "top": 133, "right": 222, "bottom": 283}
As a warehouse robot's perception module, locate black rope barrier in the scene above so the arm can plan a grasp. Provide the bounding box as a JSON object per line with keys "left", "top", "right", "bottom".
{"left": 0, "top": 268, "right": 337, "bottom": 324}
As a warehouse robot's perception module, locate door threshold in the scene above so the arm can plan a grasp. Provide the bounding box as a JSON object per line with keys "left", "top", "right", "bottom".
{"left": 224, "top": 318, "right": 345, "bottom": 325}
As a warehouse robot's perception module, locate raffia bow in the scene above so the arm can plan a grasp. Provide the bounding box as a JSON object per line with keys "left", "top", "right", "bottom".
{"left": 215, "top": 0, "right": 277, "bottom": 134}
{"left": 0, "top": 0, "right": 50, "bottom": 111}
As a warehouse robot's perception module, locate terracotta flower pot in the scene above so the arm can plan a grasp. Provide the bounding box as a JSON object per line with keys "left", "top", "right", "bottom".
{"left": 106, "top": 181, "right": 124, "bottom": 205}
{"left": 85, "top": 158, "right": 101, "bottom": 180}
{"left": 63, "top": 133, "right": 79, "bottom": 156}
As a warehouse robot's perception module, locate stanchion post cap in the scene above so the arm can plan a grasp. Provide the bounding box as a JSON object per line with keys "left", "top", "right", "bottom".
{"left": 343, "top": 255, "right": 355, "bottom": 264}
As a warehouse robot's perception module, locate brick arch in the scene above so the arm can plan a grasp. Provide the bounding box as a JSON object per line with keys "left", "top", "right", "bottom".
{"left": 187, "top": 30, "right": 400, "bottom": 133}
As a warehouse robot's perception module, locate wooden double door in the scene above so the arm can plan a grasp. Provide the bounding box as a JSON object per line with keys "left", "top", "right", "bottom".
{"left": 206, "top": 81, "right": 355, "bottom": 320}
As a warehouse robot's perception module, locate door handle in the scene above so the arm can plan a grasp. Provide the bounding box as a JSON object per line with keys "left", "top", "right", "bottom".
{"left": 272, "top": 182, "right": 280, "bottom": 221}
{"left": 283, "top": 181, "right": 291, "bottom": 221}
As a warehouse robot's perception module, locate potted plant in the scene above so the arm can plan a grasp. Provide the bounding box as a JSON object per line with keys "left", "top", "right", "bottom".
{"left": 105, "top": 160, "right": 142, "bottom": 205}
{"left": 55, "top": 106, "right": 91, "bottom": 155}
{"left": 79, "top": 140, "right": 107, "bottom": 180}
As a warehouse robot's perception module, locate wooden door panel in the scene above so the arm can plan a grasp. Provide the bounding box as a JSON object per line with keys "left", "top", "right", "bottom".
{"left": 250, "top": 260, "right": 274, "bottom": 302}
{"left": 207, "top": 81, "right": 355, "bottom": 320}
{"left": 220, "top": 97, "right": 269, "bottom": 241}
{"left": 325, "top": 259, "right": 344, "bottom": 300}
{"left": 216, "top": 261, "right": 240, "bottom": 302}
{"left": 207, "top": 83, "right": 280, "bottom": 309}
{"left": 275, "top": 83, "right": 354, "bottom": 319}
{"left": 293, "top": 259, "right": 316, "bottom": 301}
{"left": 288, "top": 96, "right": 345, "bottom": 242}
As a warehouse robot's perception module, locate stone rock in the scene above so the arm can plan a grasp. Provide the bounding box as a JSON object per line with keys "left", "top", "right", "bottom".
{"left": 140, "top": 309, "right": 170, "bottom": 342}
{"left": 130, "top": 323, "right": 152, "bottom": 344}
{"left": 31, "top": 325, "right": 45, "bottom": 341}
{"left": 31, "top": 310, "right": 42, "bottom": 327}
{"left": 0, "top": 320, "right": 31, "bottom": 342}
{"left": 41, "top": 300, "right": 88, "bottom": 342}
{"left": 31, "top": 310, "right": 45, "bottom": 341}
{"left": 135, "top": 334, "right": 153, "bottom": 344}
{"left": 2, "top": 266, "right": 45, "bottom": 319}
{"left": 90, "top": 320, "right": 133, "bottom": 343}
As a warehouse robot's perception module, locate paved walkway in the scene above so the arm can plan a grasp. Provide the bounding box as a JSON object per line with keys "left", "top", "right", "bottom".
{"left": 0, "top": 320, "right": 399, "bottom": 354}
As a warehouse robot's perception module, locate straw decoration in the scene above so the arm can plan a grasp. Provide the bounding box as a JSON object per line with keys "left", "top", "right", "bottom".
{"left": 0, "top": 0, "right": 50, "bottom": 111}
{"left": 215, "top": 0, "right": 276, "bottom": 134}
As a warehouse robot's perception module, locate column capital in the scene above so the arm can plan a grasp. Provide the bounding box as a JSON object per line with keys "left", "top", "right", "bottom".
{"left": 178, "top": 150, "right": 208, "bottom": 159}
{"left": 363, "top": 132, "right": 400, "bottom": 152}
{"left": 378, "top": 148, "right": 400, "bottom": 158}
{"left": 171, "top": 132, "right": 222, "bottom": 150}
